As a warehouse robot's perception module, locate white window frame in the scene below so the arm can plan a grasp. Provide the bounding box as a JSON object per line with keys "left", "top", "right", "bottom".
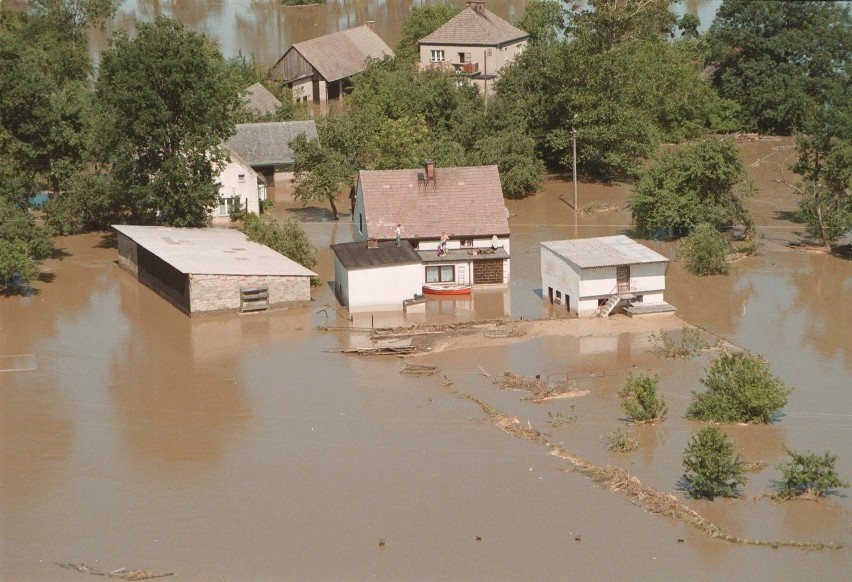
{"left": 430, "top": 50, "right": 445, "bottom": 63}
{"left": 218, "top": 196, "right": 236, "bottom": 217}
{"left": 238, "top": 174, "right": 246, "bottom": 183}
{"left": 425, "top": 265, "right": 455, "bottom": 284}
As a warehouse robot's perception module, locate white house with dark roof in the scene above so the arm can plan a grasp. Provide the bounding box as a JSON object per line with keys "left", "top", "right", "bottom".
{"left": 214, "top": 147, "right": 267, "bottom": 221}
{"left": 540, "top": 236, "right": 675, "bottom": 318}
{"left": 271, "top": 23, "right": 393, "bottom": 105}
{"left": 352, "top": 161, "right": 510, "bottom": 290}
{"left": 418, "top": 1, "right": 528, "bottom": 97}
{"left": 331, "top": 240, "right": 424, "bottom": 312}
{"left": 223, "top": 120, "right": 317, "bottom": 183}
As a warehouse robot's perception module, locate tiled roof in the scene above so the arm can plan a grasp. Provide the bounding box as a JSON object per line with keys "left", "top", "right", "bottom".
{"left": 224, "top": 121, "right": 317, "bottom": 167}
{"left": 419, "top": 7, "right": 528, "bottom": 46}
{"left": 332, "top": 240, "right": 421, "bottom": 270}
{"left": 221, "top": 146, "right": 266, "bottom": 185}
{"left": 243, "top": 82, "right": 282, "bottom": 116}
{"left": 541, "top": 236, "right": 670, "bottom": 269}
{"left": 113, "top": 225, "right": 316, "bottom": 277}
{"left": 292, "top": 25, "right": 393, "bottom": 83}
{"left": 358, "top": 165, "right": 509, "bottom": 240}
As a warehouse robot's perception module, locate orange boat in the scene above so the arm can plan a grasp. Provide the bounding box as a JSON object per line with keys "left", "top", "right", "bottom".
{"left": 422, "top": 284, "right": 472, "bottom": 296}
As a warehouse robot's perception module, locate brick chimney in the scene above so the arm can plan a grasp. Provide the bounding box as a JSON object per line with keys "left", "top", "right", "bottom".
{"left": 424, "top": 160, "right": 436, "bottom": 180}
{"left": 366, "top": 20, "right": 375, "bottom": 32}
{"left": 466, "top": 1, "right": 486, "bottom": 15}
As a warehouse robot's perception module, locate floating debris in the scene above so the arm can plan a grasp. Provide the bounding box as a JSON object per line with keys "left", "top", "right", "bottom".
{"left": 400, "top": 363, "right": 440, "bottom": 376}
{"left": 56, "top": 563, "right": 173, "bottom": 580}
{"left": 493, "top": 371, "right": 587, "bottom": 403}
{"left": 333, "top": 346, "right": 415, "bottom": 356}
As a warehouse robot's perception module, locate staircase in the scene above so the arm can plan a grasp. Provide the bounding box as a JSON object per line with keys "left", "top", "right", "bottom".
{"left": 598, "top": 294, "right": 620, "bottom": 317}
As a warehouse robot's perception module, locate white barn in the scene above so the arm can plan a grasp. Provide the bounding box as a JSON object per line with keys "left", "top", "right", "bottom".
{"left": 332, "top": 240, "right": 424, "bottom": 312}
{"left": 541, "top": 236, "right": 675, "bottom": 318}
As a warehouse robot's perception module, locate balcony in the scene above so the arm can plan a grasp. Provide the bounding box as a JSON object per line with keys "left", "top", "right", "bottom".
{"left": 453, "top": 62, "right": 480, "bottom": 75}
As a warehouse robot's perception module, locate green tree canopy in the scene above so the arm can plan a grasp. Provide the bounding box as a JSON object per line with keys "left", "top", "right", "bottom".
{"left": 707, "top": 0, "right": 852, "bottom": 134}
{"left": 682, "top": 426, "right": 747, "bottom": 500}
{"left": 395, "top": 4, "right": 462, "bottom": 63}
{"left": 515, "top": 0, "right": 565, "bottom": 46}
{"left": 94, "top": 17, "right": 241, "bottom": 227}
{"left": 0, "top": 198, "right": 54, "bottom": 286}
{"left": 628, "top": 137, "right": 754, "bottom": 237}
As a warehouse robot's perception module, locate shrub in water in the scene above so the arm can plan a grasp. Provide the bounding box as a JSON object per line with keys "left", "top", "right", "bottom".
{"left": 682, "top": 426, "right": 747, "bottom": 500}
{"left": 605, "top": 427, "right": 638, "bottom": 452}
{"left": 687, "top": 351, "right": 791, "bottom": 424}
{"left": 618, "top": 373, "right": 668, "bottom": 423}
{"left": 775, "top": 449, "right": 849, "bottom": 499}
{"left": 677, "top": 223, "right": 731, "bottom": 275}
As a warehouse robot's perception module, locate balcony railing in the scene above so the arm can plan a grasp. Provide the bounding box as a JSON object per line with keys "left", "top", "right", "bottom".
{"left": 453, "top": 62, "right": 480, "bottom": 74}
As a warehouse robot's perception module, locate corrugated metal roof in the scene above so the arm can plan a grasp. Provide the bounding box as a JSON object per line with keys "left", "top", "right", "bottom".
{"left": 243, "top": 82, "right": 282, "bottom": 116}
{"left": 113, "top": 225, "right": 317, "bottom": 277}
{"left": 331, "top": 240, "right": 421, "bottom": 270}
{"left": 292, "top": 25, "right": 393, "bottom": 83}
{"left": 541, "top": 236, "right": 670, "bottom": 269}
{"left": 224, "top": 121, "right": 317, "bottom": 167}
{"left": 358, "top": 165, "right": 509, "bottom": 240}
{"left": 419, "top": 7, "right": 528, "bottom": 46}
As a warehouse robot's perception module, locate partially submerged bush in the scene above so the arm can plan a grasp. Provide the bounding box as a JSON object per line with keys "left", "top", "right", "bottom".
{"left": 605, "top": 427, "right": 638, "bottom": 452}
{"left": 677, "top": 223, "right": 731, "bottom": 275}
{"left": 649, "top": 328, "right": 709, "bottom": 358}
{"left": 775, "top": 449, "right": 849, "bottom": 500}
{"left": 243, "top": 213, "right": 317, "bottom": 270}
{"left": 682, "top": 426, "right": 747, "bottom": 500}
{"left": 618, "top": 373, "right": 668, "bottom": 423}
{"left": 687, "top": 351, "right": 791, "bottom": 424}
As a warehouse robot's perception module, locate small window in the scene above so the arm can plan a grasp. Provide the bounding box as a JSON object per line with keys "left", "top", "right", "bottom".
{"left": 358, "top": 213, "right": 363, "bottom": 234}
{"left": 430, "top": 50, "right": 445, "bottom": 63}
{"left": 426, "top": 265, "right": 455, "bottom": 283}
{"left": 460, "top": 239, "right": 473, "bottom": 247}
{"left": 238, "top": 174, "right": 246, "bottom": 183}
{"left": 515, "top": 44, "right": 523, "bottom": 55}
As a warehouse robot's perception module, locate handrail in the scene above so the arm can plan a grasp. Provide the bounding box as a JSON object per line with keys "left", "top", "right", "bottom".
{"left": 592, "top": 282, "right": 621, "bottom": 317}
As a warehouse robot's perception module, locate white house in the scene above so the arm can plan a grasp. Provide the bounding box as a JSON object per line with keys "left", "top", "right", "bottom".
{"left": 331, "top": 240, "right": 423, "bottom": 312}
{"left": 352, "top": 161, "right": 510, "bottom": 290}
{"left": 214, "top": 148, "right": 267, "bottom": 221}
{"left": 540, "top": 236, "right": 675, "bottom": 317}
{"left": 223, "top": 120, "right": 318, "bottom": 184}
{"left": 418, "top": 1, "right": 528, "bottom": 99}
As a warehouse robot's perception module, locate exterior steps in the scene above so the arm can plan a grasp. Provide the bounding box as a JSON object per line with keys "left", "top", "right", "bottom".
{"left": 598, "top": 294, "right": 620, "bottom": 317}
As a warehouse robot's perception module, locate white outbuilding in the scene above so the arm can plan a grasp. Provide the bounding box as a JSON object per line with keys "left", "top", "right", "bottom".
{"left": 540, "top": 235, "right": 675, "bottom": 318}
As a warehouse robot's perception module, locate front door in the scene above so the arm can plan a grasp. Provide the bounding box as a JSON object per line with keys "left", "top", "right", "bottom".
{"left": 616, "top": 265, "right": 630, "bottom": 294}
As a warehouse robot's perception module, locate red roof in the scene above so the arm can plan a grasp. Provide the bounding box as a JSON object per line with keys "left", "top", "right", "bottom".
{"left": 358, "top": 165, "right": 509, "bottom": 240}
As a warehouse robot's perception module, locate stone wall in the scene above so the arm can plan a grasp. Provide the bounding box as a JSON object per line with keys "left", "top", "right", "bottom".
{"left": 189, "top": 274, "right": 310, "bottom": 315}
{"left": 473, "top": 259, "right": 504, "bottom": 284}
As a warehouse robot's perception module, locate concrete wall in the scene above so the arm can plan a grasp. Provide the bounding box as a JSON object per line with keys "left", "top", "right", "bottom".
{"left": 189, "top": 274, "right": 311, "bottom": 315}
{"left": 541, "top": 245, "right": 581, "bottom": 312}
{"left": 291, "top": 77, "right": 313, "bottom": 103}
{"left": 343, "top": 262, "right": 424, "bottom": 312}
{"left": 116, "top": 232, "right": 138, "bottom": 277}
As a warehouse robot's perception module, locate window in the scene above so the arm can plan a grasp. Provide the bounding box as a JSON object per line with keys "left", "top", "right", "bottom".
{"left": 218, "top": 197, "right": 236, "bottom": 216}
{"left": 425, "top": 265, "right": 455, "bottom": 283}
{"left": 358, "top": 213, "right": 363, "bottom": 234}
{"left": 515, "top": 44, "right": 523, "bottom": 55}
{"left": 430, "top": 50, "right": 445, "bottom": 62}
{"left": 460, "top": 239, "right": 473, "bottom": 248}
{"left": 238, "top": 174, "right": 246, "bottom": 183}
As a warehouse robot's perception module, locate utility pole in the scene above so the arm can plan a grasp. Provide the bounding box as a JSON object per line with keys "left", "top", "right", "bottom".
{"left": 484, "top": 48, "right": 492, "bottom": 113}
{"left": 572, "top": 124, "right": 578, "bottom": 212}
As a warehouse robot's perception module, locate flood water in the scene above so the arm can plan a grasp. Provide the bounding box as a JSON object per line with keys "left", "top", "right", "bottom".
{"left": 2, "top": 137, "right": 850, "bottom": 579}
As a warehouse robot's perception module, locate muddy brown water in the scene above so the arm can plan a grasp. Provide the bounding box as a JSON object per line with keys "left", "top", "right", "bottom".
{"left": 2, "top": 137, "right": 850, "bottom": 579}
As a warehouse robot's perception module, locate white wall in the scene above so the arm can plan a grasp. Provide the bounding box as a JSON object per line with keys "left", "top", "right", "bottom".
{"left": 418, "top": 39, "right": 526, "bottom": 76}
{"left": 344, "top": 263, "right": 424, "bottom": 312}
{"left": 216, "top": 158, "right": 261, "bottom": 218}
{"left": 541, "top": 246, "right": 580, "bottom": 312}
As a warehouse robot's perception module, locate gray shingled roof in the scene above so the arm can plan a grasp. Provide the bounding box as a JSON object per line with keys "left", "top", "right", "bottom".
{"left": 541, "top": 236, "right": 670, "bottom": 269}
{"left": 332, "top": 240, "right": 421, "bottom": 270}
{"left": 222, "top": 146, "right": 266, "bottom": 185}
{"left": 291, "top": 25, "right": 393, "bottom": 83}
{"left": 243, "top": 82, "right": 282, "bottom": 116}
{"left": 113, "top": 225, "right": 316, "bottom": 277}
{"left": 358, "top": 165, "right": 509, "bottom": 240}
{"left": 224, "top": 121, "right": 318, "bottom": 167}
{"left": 419, "top": 7, "right": 528, "bottom": 46}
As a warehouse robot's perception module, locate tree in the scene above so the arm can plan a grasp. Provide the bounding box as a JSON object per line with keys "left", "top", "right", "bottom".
{"left": 617, "top": 372, "right": 668, "bottom": 423}
{"left": 687, "top": 351, "right": 792, "bottom": 424}
{"left": 566, "top": 0, "right": 678, "bottom": 51}
{"left": 468, "top": 130, "right": 545, "bottom": 199}
{"left": 395, "top": 4, "right": 461, "bottom": 63}
{"left": 707, "top": 0, "right": 852, "bottom": 134}
{"left": 0, "top": 199, "right": 54, "bottom": 286}
{"left": 94, "top": 17, "right": 242, "bottom": 227}
{"left": 682, "top": 426, "right": 747, "bottom": 500}
{"left": 775, "top": 449, "right": 849, "bottom": 500}
{"left": 242, "top": 213, "right": 317, "bottom": 271}
{"left": 628, "top": 138, "right": 754, "bottom": 237}
{"left": 516, "top": 0, "right": 565, "bottom": 46}
{"left": 676, "top": 224, "right": 731, "bottom": 276}
{"left": 290, "top": 134, "right": 351, "bottom": 220}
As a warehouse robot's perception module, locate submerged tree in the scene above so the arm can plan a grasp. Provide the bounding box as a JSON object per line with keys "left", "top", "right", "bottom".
{"left": 682, "top": 426, "right": 747, "bottom": 500}
{"left": 775, "top": 449, "right": 849, "bottom": 500}
{"left": 617, "top": 372, "right": 668, "bottom": 423}
{"left": 628, "top": 138, "right": 754, "bottom": 237}
{"left": 242, "top": 213, "right": 317, "bottom": 271}
{"left": 94, "top": 17, "right": 242, "bottom": 227}
{"left": 290, "top": 134, "right": 351, "bottom": 221}
{"left": 676, "top": 224, "right": 732, "bottom": 276}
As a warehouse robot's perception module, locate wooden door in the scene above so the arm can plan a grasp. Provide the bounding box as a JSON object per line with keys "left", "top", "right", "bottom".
{"left": 616, "top": 265, "right": 630, "bottom": 294}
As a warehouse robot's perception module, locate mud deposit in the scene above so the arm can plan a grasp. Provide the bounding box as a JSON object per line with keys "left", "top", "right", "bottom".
{"left": 2, "top": 149, "right": 850, "bottom": 579}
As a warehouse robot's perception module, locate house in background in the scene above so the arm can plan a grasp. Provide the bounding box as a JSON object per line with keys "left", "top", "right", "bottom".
{"left": 270, "top": 23, "right": 393, "bottom": 105}
{"left": 352, "top": 161, "right": 510, "bottom": 290}
{"left": 214, "top": 147, "right": 267, "bottom": 221}
{"left": 418, "top": 1, "right": 527, "bottom": 98}
{"left": 540, "top": 235, "right": 675, "bottom": 318}
{"left": 223, "top": 120, "right": 317, "bottom": 184}
{"left": 242, "top": 82, "right": 282, "bottom": 118}
{"left": 331, "top": 240, "right": 423, "bottom": 312}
